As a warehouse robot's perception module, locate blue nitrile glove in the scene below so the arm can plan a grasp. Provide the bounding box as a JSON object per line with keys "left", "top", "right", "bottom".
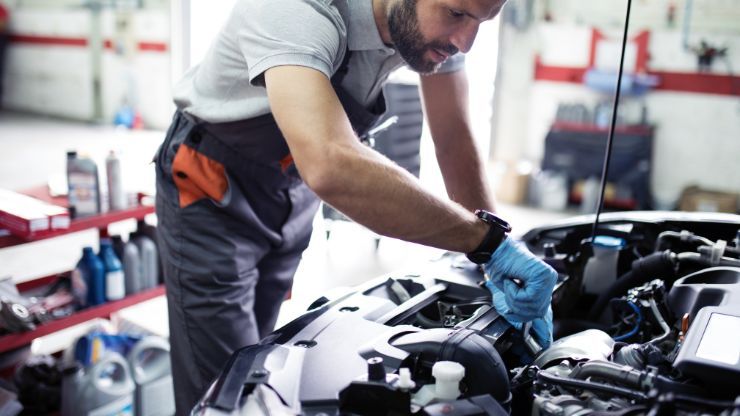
{"left": 488, "top": 282, "right": 553, "bottom": 349}
{"left": 483, "top": 238, "right": 557, "bottom": 323}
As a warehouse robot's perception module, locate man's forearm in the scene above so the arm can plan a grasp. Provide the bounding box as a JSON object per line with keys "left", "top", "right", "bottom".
{"left": 305, "top": 139, "right": 489, "bottom": 254}
{"left": 435, "top": 132, "right": 496, "bottom": 213}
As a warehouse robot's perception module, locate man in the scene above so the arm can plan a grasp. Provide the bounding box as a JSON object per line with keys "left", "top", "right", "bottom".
{"left": 155, "top": 0, "right": 556, "bottom": 413}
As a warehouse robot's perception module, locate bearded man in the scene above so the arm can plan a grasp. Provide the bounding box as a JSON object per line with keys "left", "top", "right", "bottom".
{"left": 155, "top": 0, "right": 556, "bottom": 413}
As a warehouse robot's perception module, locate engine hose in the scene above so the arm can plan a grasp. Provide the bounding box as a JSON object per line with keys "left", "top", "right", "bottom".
{"left": 672, "top": 393, "right": 737, "bottom": 409}
{"left": 569, "top": 361, "right": 646, "bottom": 389}
{"left": 536, "top": 370, "right": 647, "bottom": 401}
{"left": 569, "top": 361, "right": 706, "bottom": 397}
{"left": 588, "top": 251, "right": 677, "bottom": 321}
{"left": 647, "top": 298, "right": 672, "bottom": 345}
{"left": 678, "top": 252, "right": 740, "bottom": 268}
{"left": 538, "top": 370, "right": 732, "bottom": 411}
{"left": 654, "top": 231, "right": 713, "bottom": 252}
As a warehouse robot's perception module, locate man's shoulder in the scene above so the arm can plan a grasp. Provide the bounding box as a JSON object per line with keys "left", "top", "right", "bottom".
{"left": 236, "top": 0, "right": 346, "bottom": 27}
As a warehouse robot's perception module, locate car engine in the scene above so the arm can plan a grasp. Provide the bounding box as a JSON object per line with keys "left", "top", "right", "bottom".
{"left": 194, "top": 211, "right": 740, "bottom": 416}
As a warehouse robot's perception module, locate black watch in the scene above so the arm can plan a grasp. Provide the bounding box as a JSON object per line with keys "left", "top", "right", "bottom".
{"left": 466, "top": 210, "right": 512, "bottom": 264}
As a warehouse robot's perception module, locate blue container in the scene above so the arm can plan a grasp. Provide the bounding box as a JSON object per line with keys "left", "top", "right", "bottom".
{"left": 77, "top": 247, "right": 106, "bottom": 306}
{"left": 99, "top": 239, "right": 126, "bottom": 301}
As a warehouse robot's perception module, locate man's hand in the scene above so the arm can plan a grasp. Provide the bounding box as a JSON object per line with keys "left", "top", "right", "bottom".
{"left": 487, "top": 282, "right": 553, "bottom": 349}
{"left": 483, "top": 238, "right": 557, "bottom": 323}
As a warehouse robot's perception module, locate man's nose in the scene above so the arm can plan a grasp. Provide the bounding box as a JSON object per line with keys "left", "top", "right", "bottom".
{"left": 449, "top": 22, "right": 479, "bottom": 53}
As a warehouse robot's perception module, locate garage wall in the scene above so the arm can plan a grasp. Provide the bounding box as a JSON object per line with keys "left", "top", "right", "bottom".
{"left": 490, "top": 0, "right": 740, "bottom": 209}
{"left": 0, "top": 1, "right": 172, "bottom": 129}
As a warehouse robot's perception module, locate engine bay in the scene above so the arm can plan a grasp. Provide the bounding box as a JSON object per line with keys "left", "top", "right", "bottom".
{"left": 195, "top": 211, "right": 740, "bottom": 416}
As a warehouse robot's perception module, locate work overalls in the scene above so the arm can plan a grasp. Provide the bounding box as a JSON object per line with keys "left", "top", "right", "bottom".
{"left": 154, "top": 51, "right": 386, "bottom": 414}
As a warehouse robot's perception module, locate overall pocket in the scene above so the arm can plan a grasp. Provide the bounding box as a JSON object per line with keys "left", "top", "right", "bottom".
{"left": 171, "top": 143, "right": 230, "bottom": 209}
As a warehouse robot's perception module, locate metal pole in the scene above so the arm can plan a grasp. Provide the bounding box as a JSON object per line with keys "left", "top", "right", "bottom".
{"left": 591, "top": 0, "right": 632, "bottom": 241}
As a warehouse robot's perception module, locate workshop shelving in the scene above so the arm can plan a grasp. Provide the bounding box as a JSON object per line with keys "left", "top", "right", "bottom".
{"left": 0, "top": 285, "right": 165, "bottom": 354}
{"left": 0, "top": 186, "right": 160, "bottom": 355}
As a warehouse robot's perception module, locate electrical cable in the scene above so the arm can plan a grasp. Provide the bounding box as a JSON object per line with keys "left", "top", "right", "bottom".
{"left": 613, "top": 301, "right": 642, "bottom": 341}
{"left": 591, "top": 0, "right": 632, "bottom": 243}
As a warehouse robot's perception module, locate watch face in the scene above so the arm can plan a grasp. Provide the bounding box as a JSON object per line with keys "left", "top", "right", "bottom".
{"left": 476, "top": 210, "right": 512, "bottom": 233}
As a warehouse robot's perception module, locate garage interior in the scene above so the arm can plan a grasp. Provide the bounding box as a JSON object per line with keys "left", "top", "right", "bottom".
{"left": 0, "top": 0, "right": 738, "bottom": 415}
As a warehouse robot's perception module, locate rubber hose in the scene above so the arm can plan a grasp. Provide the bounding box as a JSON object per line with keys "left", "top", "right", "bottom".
{"left": 588, "top": 251, "right": 676, "bottom": 321}
{"left": 569, "top": 360, "right": 645, "bottom": 389}
{"left": 536, "top": 370, "right": 646, "bottom": 401}
{"left": 569, "top": 361, "right": 706, "bottom": 397}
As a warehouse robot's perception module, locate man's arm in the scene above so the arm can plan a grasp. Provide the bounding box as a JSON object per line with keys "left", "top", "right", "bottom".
{"left": 419, "top": 70, "right": 496, "bottom": 213}
{"left": 264, "top": 65, "right": 487, "bottom": 253}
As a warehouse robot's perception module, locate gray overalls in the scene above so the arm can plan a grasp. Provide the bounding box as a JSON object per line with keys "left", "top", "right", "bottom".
{"left": 154, "top": 51, "right": 386, "bottom": 414}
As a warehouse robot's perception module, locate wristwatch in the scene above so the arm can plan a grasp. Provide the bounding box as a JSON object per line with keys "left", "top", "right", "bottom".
{"left": 466, "top": 210, "right": 512, "bottom": 264}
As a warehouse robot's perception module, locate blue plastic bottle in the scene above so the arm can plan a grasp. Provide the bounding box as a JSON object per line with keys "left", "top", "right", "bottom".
{"left": 77, "top": 247, "right": 106, "bottom": 307}
{"left": 98, "top": 239, "right": 126, "bottom": 301}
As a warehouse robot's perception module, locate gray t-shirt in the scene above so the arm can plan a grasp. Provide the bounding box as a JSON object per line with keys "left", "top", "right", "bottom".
{"left": 173, "top": 0, "right": 465, "bottom": 123}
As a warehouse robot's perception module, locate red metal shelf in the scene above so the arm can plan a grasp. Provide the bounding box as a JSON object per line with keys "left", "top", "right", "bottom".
{"left": 0, "top": 285, "right": 166, "bottom": 354}
{"left": 551, "top": 122, "right": 654, "bottom": 136}
{"left": 0, "top": 186, "right": 155, "bottom": 248}
{"left": 0, "top": 186, "right": 163, "bottom": 357}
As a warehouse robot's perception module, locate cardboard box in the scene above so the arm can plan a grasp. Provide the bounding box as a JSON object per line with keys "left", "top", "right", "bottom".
{"left": 678, "top": 186, "right": 739, "bottom": 214}
{"left": 0, "top": 189, "right": 70, "bottom": 239}
{"left": 495, "top": 160, "right": 533, "bottom": 205}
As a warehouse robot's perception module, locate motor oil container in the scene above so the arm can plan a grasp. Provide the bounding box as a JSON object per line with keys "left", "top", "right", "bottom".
{"left": 128, "top": 336, "right": 175, "bottom": 416}
{"left": 99, "top": 239, "right": 125, "bottom": 301}
{"left": 135, "top": 220, "right": 163, "bottom": 284}
{"left": 111, "top": 235, "right": 125, "bottom": 260}
{"left": 61, "top": 351, "right": 135, "bottom": 416}
{"left": 74, "top": 332, "right": 141, "bottom": 367}
{"left": 106, "top": 150, "right": 126, "bottom": 211}
{"left": 131, "top": 232, "right": 158, "bottom": 290}
{"left": 67, "top": 151, "right": 101, "bottom": 218}
{"left": 77, "top": 247, "right": 106, "bottom": 307}
{"left": 112, "top": 235, "right": 143, "bottom": 295}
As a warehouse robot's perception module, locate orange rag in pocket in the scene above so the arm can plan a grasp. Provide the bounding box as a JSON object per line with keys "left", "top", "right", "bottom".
{"left": 172, "top": 144, "right": 228, "bottom": 208}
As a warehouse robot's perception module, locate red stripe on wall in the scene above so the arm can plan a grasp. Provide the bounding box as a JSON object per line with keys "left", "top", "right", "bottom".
{"left": 534, "top": 59, "right": 740, "bottom": 97}
{"left": 534, "top": 57, "right": 587, "bottom": 83}
{"left": 138, "top": 41, "right": 168, "bottom": 52}
{"left": 9, "top": 34, "right": 87, "bottom": 47}
{"left": 655, "top": 71, "right": 739, "bottom": 96}
{"left": 9, "top": 34, "right": 167, "bottom": 53}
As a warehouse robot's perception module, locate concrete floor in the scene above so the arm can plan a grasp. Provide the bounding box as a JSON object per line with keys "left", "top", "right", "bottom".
{"left": 0, "top": 110, "right": 571, "bottom": 347}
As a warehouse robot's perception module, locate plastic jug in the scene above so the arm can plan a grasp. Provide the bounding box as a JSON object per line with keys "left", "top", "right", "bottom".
{"left": 128, "top": 336, "right": 175, "bottom": 416}
{"left": 99, "top": 239, "right": 126, "bottom": 301}
{"left": 61, "top": 351, "right": 135, "bottom": 416}
{"left": 77, "top": 246, "right": 106, "bottom": 307}
{"left": 113, "top": 235, "right": 143, "bottom": 295}
{"left": 135, "top": 220, "right": 163, "bottom": 284}
{"left": 131, "top": 232, "right": 158, "bottom": 290}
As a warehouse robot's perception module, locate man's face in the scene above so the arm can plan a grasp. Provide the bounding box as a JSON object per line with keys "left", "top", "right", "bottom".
{"left": 388, "top": 0, "right": 506, "bottom": 74}
{"left": 388, "top": 0, "right": 454, "bottom": 74}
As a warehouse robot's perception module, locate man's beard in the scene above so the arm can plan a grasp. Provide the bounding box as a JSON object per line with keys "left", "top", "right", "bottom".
{"left": 388, "top": 0, "right": 458, "bottom": 74}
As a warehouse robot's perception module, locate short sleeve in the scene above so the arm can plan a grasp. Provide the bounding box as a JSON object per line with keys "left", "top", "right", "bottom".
{"left": 231, "top": 0, "right": 346, "bottom": 86}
